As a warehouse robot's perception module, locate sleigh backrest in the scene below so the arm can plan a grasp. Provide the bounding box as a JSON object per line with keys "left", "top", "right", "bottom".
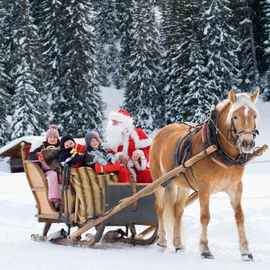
{"left": 24, "top": 160, "right": 59, "bottom": 218}
{"left": 21, "top": 143, "right": 60, "bottom": 221}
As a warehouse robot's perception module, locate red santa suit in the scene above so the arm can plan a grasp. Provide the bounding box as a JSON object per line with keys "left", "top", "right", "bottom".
{"left": 106, "top": 109, "right": 153, "bottom": 183}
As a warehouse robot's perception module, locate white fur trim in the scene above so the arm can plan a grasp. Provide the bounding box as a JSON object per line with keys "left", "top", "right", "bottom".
{"left": 109, "top": 111, "right": 133, "bottom": 127}
{"left": 133, "top": 150, "right": 147, "bottom": 171}
{"left": 129, "top": 129, "right": 152, "bottom": 149}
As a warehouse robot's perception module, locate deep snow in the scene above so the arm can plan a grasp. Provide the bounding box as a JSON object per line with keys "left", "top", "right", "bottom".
{"left": 0, "top": 88, "right": 269, "bottom": 270}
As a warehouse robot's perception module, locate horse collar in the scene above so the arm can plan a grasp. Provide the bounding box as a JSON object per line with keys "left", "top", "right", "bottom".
{"left": 202, "top": 107, "right": 250, "bottom": 167}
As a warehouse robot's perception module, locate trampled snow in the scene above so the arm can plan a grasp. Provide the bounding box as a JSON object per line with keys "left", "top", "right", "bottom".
{"left": 0, "top": 88, "right": 269, "bottom": 270}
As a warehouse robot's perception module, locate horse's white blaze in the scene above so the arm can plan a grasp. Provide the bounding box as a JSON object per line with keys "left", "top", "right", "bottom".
{"left": 244, "top": 105, "right": 249, "bottom": 126}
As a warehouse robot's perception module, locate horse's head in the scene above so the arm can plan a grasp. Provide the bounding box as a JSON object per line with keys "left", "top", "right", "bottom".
{"left": 226, "top": 89, "right": 259, "bottom": 154}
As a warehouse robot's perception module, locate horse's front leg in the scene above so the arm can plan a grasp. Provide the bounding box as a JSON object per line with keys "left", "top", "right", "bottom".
{"left": 199, "top": 191, "right": 213, "bottom": 259}
{"left": 155, "top": 186, "right": 167, "bottom": 248}
{"left": 227, "top": 182, "right": 253, "bottom": 261}
{"left": 173, "top": 188, "right": 189, "bottom": 252}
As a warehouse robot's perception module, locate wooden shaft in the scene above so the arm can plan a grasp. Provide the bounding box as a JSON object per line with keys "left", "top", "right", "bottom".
{"left": 248, "top": 144, "right": 268, "bottom": 162}
{"left": 68, "top": 145, "right": 217, "bottom": 240}
{"left": 138, "top": 225, "right": 156, "bottom": 237}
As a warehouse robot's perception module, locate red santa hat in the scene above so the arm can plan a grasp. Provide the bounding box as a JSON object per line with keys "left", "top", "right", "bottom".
{"left": 108, "top": 109, "right": 133, "bottom": 127}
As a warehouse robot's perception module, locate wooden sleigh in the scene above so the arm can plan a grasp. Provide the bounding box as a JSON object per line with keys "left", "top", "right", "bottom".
{"left": 21, "top": 143, "right": 159, "bottom": 247}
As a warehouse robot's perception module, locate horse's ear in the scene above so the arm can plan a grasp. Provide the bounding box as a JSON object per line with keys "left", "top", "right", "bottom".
{"left": 250, "top": 89, "right": 259, "bottom": 103}
{"left": 228, "top": 89, "right": 237, "bottom": 103}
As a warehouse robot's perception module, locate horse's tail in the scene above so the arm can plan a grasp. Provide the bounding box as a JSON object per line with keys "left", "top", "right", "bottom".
{"left": 163, "top": 182, "right": 185, "bottom": 245}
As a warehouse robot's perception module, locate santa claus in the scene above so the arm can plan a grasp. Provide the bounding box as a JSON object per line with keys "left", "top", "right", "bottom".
{"left": 105, "top": 109, "right": 153, "bottom": 183}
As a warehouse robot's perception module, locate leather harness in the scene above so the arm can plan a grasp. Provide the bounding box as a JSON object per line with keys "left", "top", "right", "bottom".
{"left": 161, "top": 123, "right": 201, "bottom": 191}
{"left": 161, "top": 100, "right": 259, "bottom": 190}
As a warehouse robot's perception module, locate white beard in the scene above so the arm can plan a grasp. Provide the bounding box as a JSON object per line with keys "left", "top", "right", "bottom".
{"left": 106, "top": 123, "right": 130, "bottom": 151}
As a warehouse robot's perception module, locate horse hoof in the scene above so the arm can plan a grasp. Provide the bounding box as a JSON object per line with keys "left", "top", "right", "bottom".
{"left": 157, "top": 243, "right": 167, "bottom": 249}
{"left": 201, "top": 252, "right": 214, "bottom": 259}
{"left": 175, "top": 247, "right": 185, "bottom": 253}
{"left": 241, "top": 254, "right": 254, "bottom": 261}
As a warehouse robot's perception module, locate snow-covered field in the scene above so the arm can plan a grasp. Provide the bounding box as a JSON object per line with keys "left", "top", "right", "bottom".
{"left": 0, "top": 89, "right": 269, "bottom": 270}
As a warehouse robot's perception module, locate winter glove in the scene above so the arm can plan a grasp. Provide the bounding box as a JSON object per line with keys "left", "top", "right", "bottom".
{"left": 97, "top": 157, "right": 107, "bottom": 166}
{"left": 108, "top": 155, "right": 116, "bottom": 164}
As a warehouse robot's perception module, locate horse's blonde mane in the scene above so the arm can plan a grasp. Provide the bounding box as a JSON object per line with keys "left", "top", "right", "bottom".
{"left": 216, "top": 93, "right": 259, "bottom": 128}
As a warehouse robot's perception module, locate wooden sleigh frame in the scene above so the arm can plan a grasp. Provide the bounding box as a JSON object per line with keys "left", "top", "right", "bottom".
{"left": 21, "top": 143, "right": 158, "bottom": 246}
{"left": 21, "top": 142, "right": 267, "bottom": 248}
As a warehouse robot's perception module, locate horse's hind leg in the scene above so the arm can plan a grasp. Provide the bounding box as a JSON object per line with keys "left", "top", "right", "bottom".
{"left": 155, "top": 186, "right": 167, "bottom": 248}
{"left": 199, "top": 191, "right": 213, "bottom": 258}
{"left": 227, "top": 182, "right": 253, "bottom": 261}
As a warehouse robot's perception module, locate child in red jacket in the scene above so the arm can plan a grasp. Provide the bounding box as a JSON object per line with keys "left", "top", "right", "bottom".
{"left": 59, "top": 135, "right": 85, "bottom": 167}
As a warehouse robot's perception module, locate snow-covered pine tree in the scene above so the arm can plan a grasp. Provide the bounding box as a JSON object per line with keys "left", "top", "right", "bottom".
{"left": 160, "top": 0, "right": 183, "bottom": 124}
{"left": 230, "top": 0, "right": 260, "bottom": 92}
{"left": 200, "top": 0, "right": 240, "bottom": 99}
{"left": 108, "top": 43, "right": 124, "bottom": 89}
{"left": 174, "top": 0, "right": 212, "bottom": 123}
{"left": 123, "top": 0, "right": 162, "bottom": 132}
{"left": 0, "top": 66, "right": 8, "bottom": 145}
{"left": 51, "top": 0, "right": 103, "bottom": 137}
{"left": 1, "top": 0, "right": 16, "bottom": 99}
{"left": 115, "top": 0, "right": 134, "bottom": 81}
{"left": 30, "top": 0, "right": 66, "bottom": 123}
{"left": 95, "top": 0, "right": 123, "bottom": 88}
{"left": 258, "top": 0, "right": 270, "bottom": 100}
{"left": 9, "top": 0, "right": 44, "bottom": 139}
{"left": 0, "top": 3, "right": 9, "bottom": 145}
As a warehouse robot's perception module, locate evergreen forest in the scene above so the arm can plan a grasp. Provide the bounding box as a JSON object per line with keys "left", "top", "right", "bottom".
{"left": 0, "top": 0, "right": 269, "bottom": 144}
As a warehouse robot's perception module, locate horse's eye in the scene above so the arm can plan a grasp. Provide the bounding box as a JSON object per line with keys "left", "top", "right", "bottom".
{"left": 254, "top": 114, "right": 257, "bottom": 119}
{"left": 233, "top": 115, "right": 238, "bottom": 120}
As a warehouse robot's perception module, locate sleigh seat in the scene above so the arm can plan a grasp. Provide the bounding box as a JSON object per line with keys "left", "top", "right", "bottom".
{"left": 21, "top": 143, "right": 75, "bottom": 236}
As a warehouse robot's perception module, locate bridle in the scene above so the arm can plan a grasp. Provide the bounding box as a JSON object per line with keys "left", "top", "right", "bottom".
{"left": 228, "top": 118, "right": 259, "bottom": 146}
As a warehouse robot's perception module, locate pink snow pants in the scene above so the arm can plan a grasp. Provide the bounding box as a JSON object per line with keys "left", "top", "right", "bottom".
{"left": 40, "top": 161, "right": 60, "bottom": 203}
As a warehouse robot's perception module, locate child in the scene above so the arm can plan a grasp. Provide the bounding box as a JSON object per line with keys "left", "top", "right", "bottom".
{"left": 59, "top": 135, "right": 85, "bottom": 167}
{"left": 84, "top": 131, "right": 116, "bottom": 169}
{"left": 28, "top": 125, "right": 61, "bottom": 210}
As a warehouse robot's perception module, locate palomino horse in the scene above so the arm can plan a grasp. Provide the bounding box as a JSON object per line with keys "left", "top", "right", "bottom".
{"left": 150, "top": 89, "right": 260, "bottom": 260}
